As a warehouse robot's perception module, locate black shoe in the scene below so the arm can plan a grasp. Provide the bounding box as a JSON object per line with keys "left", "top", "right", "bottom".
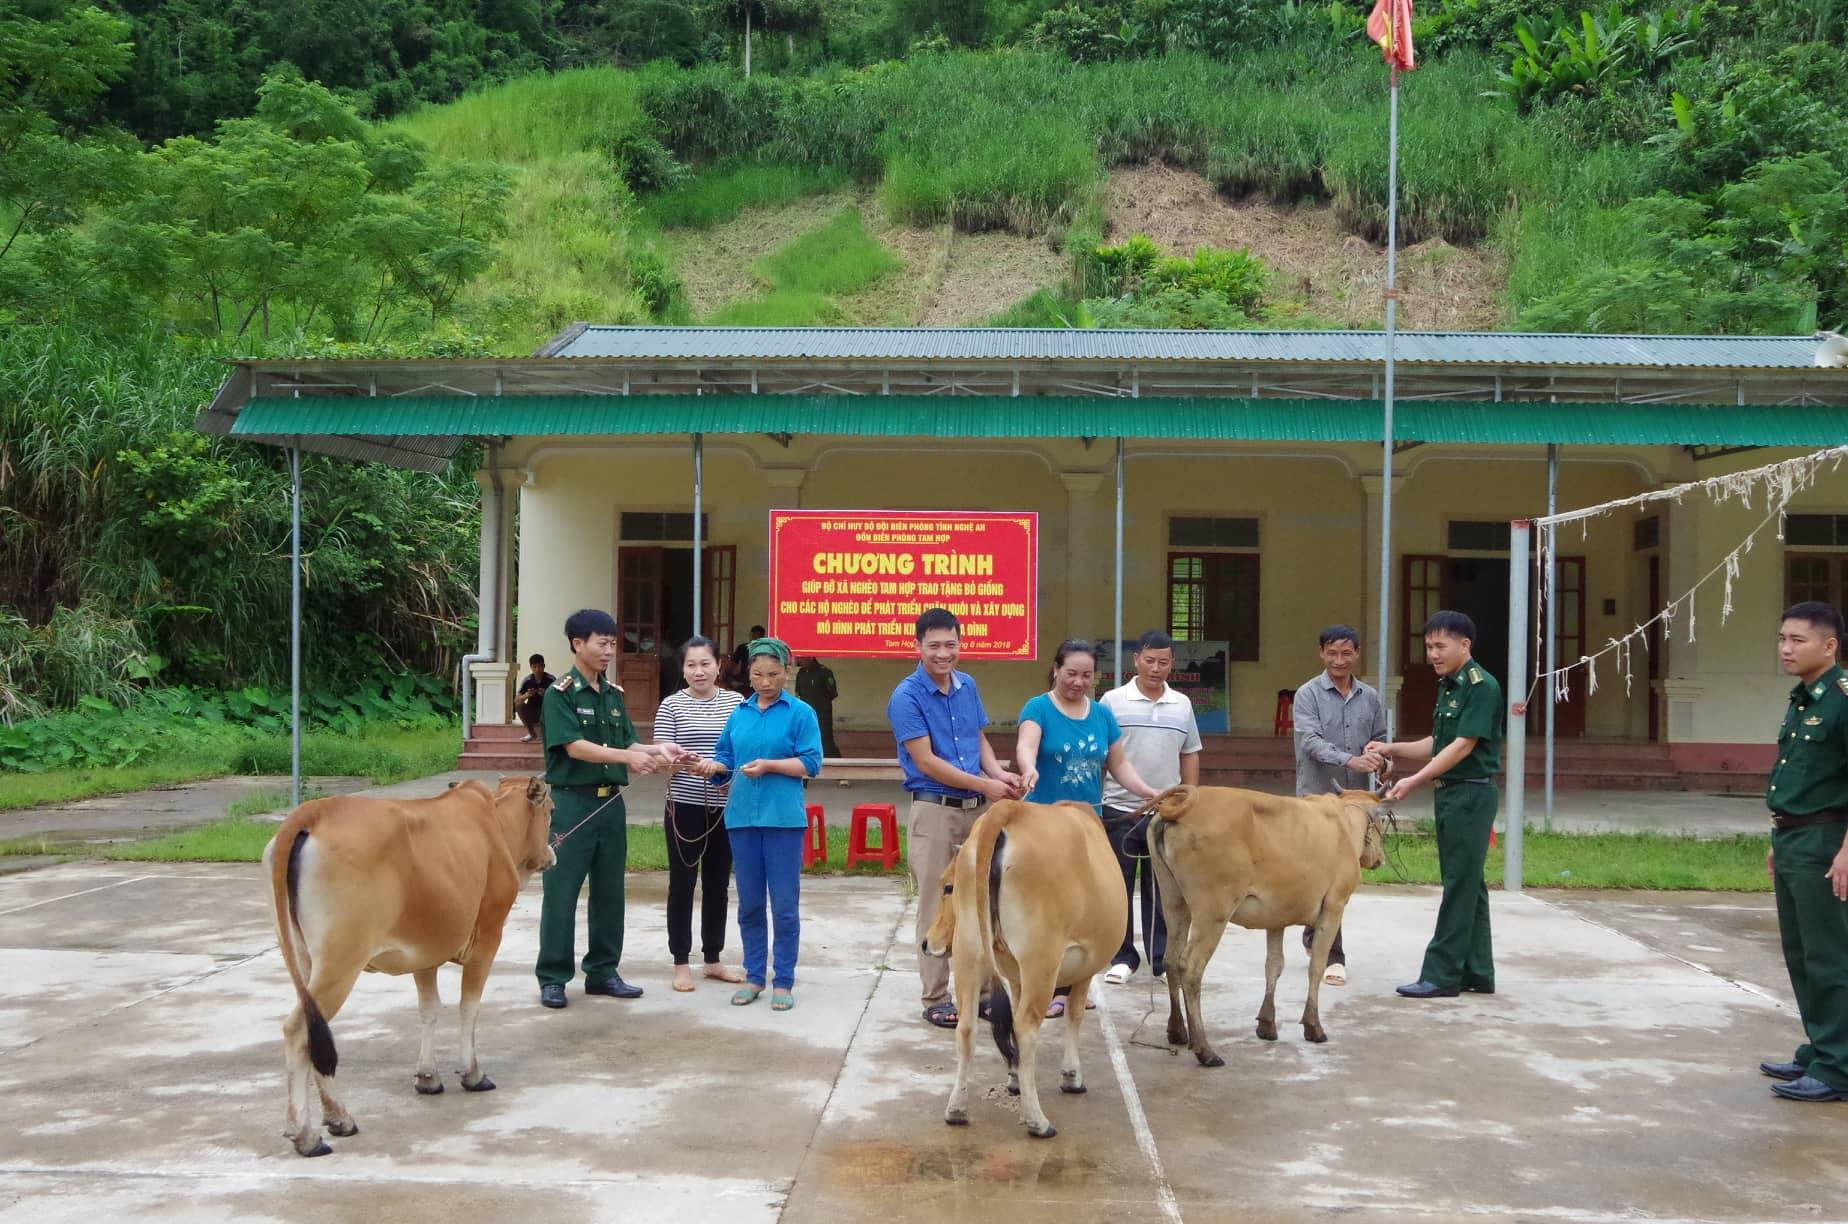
{"left": 1150, "top": 960, "right": 1165, "bottom": 979}
{"left": 1770, "top": 1074, "right": 1848, "bottom": 1102}
{"left": 1462, "top": 980, "right": 1495, "bottom": 995}
{"left": 1760, "top": 1060, "right": 1805, "bottom": 1081}
{"left": 539, "top": 984, "right": 567, "bottom": 1009}
{"left": 1395, "top": 980, "right": 1460, "bottom": 999}
{"left": 585, "top": 975, "right": 644, "bottom": 999}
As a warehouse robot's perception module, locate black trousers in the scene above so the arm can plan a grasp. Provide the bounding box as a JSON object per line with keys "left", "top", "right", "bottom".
{"left": 1101, "top": 805, "right": 1166, "bottom": 972}
{"left": 665, "top": 799, "right": 733, "bottom": 965}
{"left": 1301, "top": 922, "right": 1347, "bottom": 967}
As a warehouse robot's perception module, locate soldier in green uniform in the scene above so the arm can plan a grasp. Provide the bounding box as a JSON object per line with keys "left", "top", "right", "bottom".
{"left": 1759, "top": 601, "right": 1848, "bottom": 1102}
{"left": 1369, "top": 610, "right": 1505, "bottom": 999}
{"left": 536, "top": 609, "right": 689, "bottom": 1010}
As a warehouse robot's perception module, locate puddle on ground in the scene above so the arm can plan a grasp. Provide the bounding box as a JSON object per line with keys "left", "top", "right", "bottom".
{"left": 823, "top": 1138, "right": 1102, "bottom": 1188}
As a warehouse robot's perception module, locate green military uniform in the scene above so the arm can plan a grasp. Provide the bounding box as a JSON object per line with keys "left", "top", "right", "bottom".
{"left": 1419, "top": 660, "right": 1505, "bottom": 991}
{"left": 1767, "top": 663, "right": 1848, "bottom": 1090}
{"left": 536, "top": 665, "right": 638, "bottom": 989}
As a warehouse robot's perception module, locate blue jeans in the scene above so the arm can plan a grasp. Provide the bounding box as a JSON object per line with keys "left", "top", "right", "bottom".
{"left": 729, "top": 826, "right": 803, "bottom": 990}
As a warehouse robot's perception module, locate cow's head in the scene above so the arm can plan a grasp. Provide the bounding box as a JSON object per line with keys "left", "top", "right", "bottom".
{"left": 920, "top": 858, "right": 957, "bottom": 959}
{"left": 1335, "top": 789, "right": 1388, "bottom": 870}
{"left": 496, "top": 775, "right": 556, "bottom": 876}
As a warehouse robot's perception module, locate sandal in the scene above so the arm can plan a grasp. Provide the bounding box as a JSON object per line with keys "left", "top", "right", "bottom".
{"left": 1045, "top": 998, "right": 1066, "bottom": 1019}
{"left": 923, "top": 1000, "right": 959, "bottom": 1028}
{"left": 1324, "top": 964, "right": 1348, "bottom": 986}
{"left": 730, "top": 984, "right": 764, "bottom": 1006}
{"left": 771, "top": 989, "right": 794, "bottom": 1011}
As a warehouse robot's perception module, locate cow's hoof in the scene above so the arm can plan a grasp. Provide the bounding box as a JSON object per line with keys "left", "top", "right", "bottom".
{"left": 1195, "top": 1051, "right": 1225, "bottom": 1068}
{"left": 463, "top": 1075, "right": 496, "bottom": 1093}
{"left": 1026, "top": 1122, "right": 1057, "bottom": 1139}
{"left": 1060, "top": 1082, "right": 1086, "bottom": 1095}
{"left": 298, "top": 1140, "right": 333, "bottom": 1158}
{"left": 944, "top": 1109, "right": 969, "bottom": 1126}
{"left": 414, "top": 1076, "right": 445, "bottom": 1096}
{"left": 324, "top": 1118, "right": 358, "bottom": 1137}
{"left": 1255, "top": 1022, "right": 1278, "bottom": 1042}
{"left": 1303, "top": 1027, "right": 1328, "bottom": 1044}
{"left": 1006, "top": 1073, "right": 1020, "bottom": 1097}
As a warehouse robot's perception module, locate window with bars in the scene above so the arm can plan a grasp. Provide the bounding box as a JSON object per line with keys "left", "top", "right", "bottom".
{"left": 1788, "top": 515, "right": 1848, "bottom": 548}
{"left": 1168, "top": 553, "right": 1260, "bottom": 660}
{"left": 1447, "top": 520, "right": 1513, "bottom": 552}
{"left": 1787, "top": 554, "right": 1848, "bottom": 660}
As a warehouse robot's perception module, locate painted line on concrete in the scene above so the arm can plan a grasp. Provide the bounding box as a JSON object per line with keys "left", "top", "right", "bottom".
{"left": 1532, "top": 893, "right": 1790, "bottom": 1009}
{"left": 1093, "top": 988, "right": 1185, "bottom": 1224}
{"left": 0, "top": 874, "right": 154, "bottom": 917}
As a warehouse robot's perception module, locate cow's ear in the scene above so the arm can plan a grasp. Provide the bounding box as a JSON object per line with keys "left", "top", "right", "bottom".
{"left": 526, "top": 776, "right": 547, "bottom": 803}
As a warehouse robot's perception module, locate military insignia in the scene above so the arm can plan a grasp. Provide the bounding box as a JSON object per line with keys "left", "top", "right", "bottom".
{"left": 576, "top": 707, "right": 595, "bottom": 716}
{"left": 553, "top": 674, "right": 575, "bottom": 692}
{"left": 1468, "top": 667, "right": 1483, "bottom": 685}
{"left": 1812, "top": 685, "right": 1825, "bottom": 699}
{"left": 1837, "top": 676, "right": 1848, "bottom": 697}
{"left": 1805, "top": 715, "right": 1824, "bottom": 727}
{"left": 1447, "top": 699, "right": 1460, "bottom": 709}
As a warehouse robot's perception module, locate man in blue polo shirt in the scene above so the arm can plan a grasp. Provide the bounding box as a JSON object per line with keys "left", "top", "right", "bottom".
{"left": 888, "top": 607, "right": 1024, "bottom": 1028}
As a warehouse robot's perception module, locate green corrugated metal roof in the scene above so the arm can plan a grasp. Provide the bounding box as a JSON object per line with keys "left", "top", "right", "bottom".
{"left": 231, "top": 394, "right": 1848, "bottom": 447}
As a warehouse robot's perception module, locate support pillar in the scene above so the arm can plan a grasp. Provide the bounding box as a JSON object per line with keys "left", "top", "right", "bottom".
{"left": 470, "top": 464, "right": 517, "bottom": 724}
{"left": 1059, "top": 471, "right": 1109, "bottom": 649}
{"left": 1360, "top": 473, "right": 1407, "bottom": 729}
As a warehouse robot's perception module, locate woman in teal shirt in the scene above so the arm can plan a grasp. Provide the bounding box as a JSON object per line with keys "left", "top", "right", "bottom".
{"left": 1016, "top": 638, "right": 1160, "bottom": 1017}
{"left": 692, "top": 638, "right": 822, "bottom": 1011}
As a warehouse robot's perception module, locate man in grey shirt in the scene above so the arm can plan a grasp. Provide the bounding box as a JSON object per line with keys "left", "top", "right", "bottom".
{"left": 1293, "top": 624, "right": 1387, "bottom": 985}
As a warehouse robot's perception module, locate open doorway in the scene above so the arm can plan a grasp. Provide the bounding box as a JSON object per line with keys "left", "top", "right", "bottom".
{"left": 616, "top": 544, "right": 736, "bottom": 720}
{"left": 1398, "top": 548, "right": 1586, "bottom": 736}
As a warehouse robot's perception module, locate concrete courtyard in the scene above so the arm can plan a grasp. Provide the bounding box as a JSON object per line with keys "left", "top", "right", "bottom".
{"left": 2, "top": 831, "right": 1846, "bottom": 1222}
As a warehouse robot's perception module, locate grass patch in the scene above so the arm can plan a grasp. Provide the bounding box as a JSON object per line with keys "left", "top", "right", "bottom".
{"left": 645, "top": 161, "right": 851, "bottom": 229}
{"left": 1365, "top": 830, "right": 1772, "bottom": 892}
{"left": 0, "top": 724, "right": 459, "bottom": 813}
{"left": 707, "top": 289, "right": 847, "bottom": 326}
{"left": 100, "top": 817, "right": 285, "bottom": 863}
{"left": 754, "top": 207, "right": 900, "bottom": 295}
{"left": 392, "top": 68, "right": 641, "bottom": 165}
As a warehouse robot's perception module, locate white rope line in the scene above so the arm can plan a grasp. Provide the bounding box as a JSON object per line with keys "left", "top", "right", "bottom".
{"left": 1534, "top": 443, "right": 1848, "bottom": 529}
{"left": 1524, "top": 442, "right": 1848, "bottom": 703}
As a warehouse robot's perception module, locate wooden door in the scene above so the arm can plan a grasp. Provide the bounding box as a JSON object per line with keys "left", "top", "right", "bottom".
{"left": 1548, "top": 556, "right": 1587, "bottom": 738}
{"left": 617, "top": 546, "right": 663, "bottom": 720}
{"left": 1397, "top": 555, "right": 1445, "bottom": 734}
{"left": 702, "top": 545, "right": 736, "bottom": 647}
{"left": 1646, "top": 554, "right": 1661, "bottom": 741}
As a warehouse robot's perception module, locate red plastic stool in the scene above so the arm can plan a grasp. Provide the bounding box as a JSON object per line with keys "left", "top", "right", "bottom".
{"left": 846, "top": 803, "right": 900, "bottom": 869}
{"left": 1273, "top": 689, "right": 1295, "bottom": 736}
{"left": 803, "top": 803, "right": 827, "bottom": 867}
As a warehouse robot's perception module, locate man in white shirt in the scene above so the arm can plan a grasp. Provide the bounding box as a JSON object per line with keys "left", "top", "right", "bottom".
{"left": 1292, "top": 624, "right": 1387, "bottom": 986}
{"left": 1100, "top": 630, "right": 1203, "bottom": 982}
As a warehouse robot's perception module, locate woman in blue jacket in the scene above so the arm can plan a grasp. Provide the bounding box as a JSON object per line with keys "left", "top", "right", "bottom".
{"left": 692, "top": 637, "right": 822, "bottom": 1011}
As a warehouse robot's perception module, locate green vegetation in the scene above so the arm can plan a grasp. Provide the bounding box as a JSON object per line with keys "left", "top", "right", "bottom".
{"left": 1366, "top": 829, "right": 1773, "bottom": 892}
{"left": 647, "top": 161, "right": 852, "bottom": 229}
{"left": 708, "top": 206, "right": 901, "bottom": 324}
{"left": 100, "top": 816, "right": 286, "bottom": 863}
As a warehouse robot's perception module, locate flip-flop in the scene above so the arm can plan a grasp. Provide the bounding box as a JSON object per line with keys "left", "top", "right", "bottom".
{"left": 771, "top": 989, "right": 795, "bottom": 1011}
{"left": 1324, "top": 964, "right": 1348, "bottom": 986}
{"left": 923, "top": 1000, "right": 959, "bottom": 1028}
{"left": 730, "top": 984, "right": 764, "bottom": 1006}
{"left": 1044, "top": 998, "right": 1066, "bottom": 1019}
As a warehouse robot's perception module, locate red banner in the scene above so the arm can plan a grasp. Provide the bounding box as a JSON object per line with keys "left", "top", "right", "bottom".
{"left": 767, "top": 510, "right": 1038, "bottom": 659}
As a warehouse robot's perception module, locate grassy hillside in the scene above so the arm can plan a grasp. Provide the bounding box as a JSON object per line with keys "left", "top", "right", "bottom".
{"left": 386, "top": 24, "right": 1845, "bottom": 349}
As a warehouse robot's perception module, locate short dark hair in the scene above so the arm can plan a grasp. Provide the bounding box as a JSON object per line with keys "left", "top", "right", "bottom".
{"left": 749, "top": 624, "right": 766, "bottom": 636}
{"left": 1134, "top": 629, "right": 1174, "bottom": 653}
{"left": 1782, "top": 601, "right": 1846, "bottom": 642}
{"left": 528, "top": 653, "right": 546, "bottom": 666}
{"left": 1423, "top": 610, "right": 1476, "bottom": 642}
{"left": 1047, "top": 637, "right": 1098, "bottom": 685}
{"left": 680, "top": 634, "right": 717, "bottom": 662}
{"left": 1318, "top": 625, "right": 1361, "bottom": 649}
{"left": 915, "top": 607, "right": 960, "bottom": 640}
{"left": 564, "top": 608, "right": 619, "bottom": 645}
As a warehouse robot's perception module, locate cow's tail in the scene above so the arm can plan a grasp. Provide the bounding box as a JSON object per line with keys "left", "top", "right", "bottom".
{"left": 269, "top": 817, "right": 337, "bottom": 1077}
{"left": 983, "top": 827, "right": 1018, "bottom": 1069}
{"left": 1144, "top": 786, "right": 1194, "bottom": 897}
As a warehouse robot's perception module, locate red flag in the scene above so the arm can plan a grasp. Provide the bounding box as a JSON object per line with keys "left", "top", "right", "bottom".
{"left": 1367, "top": 0, "right": 1416, "bottom": 73}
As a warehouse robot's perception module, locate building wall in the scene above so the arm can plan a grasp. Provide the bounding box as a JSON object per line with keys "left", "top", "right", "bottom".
{"left": 500, "top": 434, "right": 1831, "bottom": 749}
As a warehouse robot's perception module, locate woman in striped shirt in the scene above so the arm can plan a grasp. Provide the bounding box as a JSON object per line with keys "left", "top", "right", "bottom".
{"left": 655, "top": 636, "right": 747, "bottom": 993}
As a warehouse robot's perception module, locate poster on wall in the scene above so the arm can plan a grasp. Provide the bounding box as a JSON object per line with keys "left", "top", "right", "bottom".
{"left": 1096, "top": 638, "right": 1230, "bottom": 734}
{"left": 767, "top": 510, "right": 1038, "bottom": 659}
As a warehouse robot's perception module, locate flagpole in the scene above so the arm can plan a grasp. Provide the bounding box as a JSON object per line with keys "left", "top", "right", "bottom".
{"left": 1375, "top": 64, "right": 1400, "bottom": 735}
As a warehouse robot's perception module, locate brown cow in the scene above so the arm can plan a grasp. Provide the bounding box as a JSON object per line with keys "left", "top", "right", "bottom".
{"left": 921, "top": 799, "right": 1125, "bottom": 1139}
{"left": 1145, "top": 785, "right": 1386, "bottom": 1067}
{"left": 262, "top": 775, "right": 556, "bottom": 1157}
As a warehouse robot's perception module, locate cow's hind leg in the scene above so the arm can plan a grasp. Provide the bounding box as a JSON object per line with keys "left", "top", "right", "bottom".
{"left": 1179, "top": 913, "right": 1230, "bottom": 1067}
{"left": 458, "top": 939, "right": 503, "bottom": 1092}
{"left": 1152, "top": 841, "right": 1192, "bottom": 1048}
{"left": 1059, "top": 973, "right": 1091, "bottom": 1095}
{"left": 1012, "top": 959, "right": 1059, "bottom": 1137}
{"left": 943, "top": 945, "right": 984, "bottom": 1126}
{"left": 413, "top": 967, "right": 445, "bottom": 1095}
{"left": 281, "top": 1002, "right": 328, "bottom": 1157}
{"left": 303, "top": 961, "right": 363, "bottom": 1146}
{"left": 1255, "top": 928, "right": 1286, "bottom": 1042}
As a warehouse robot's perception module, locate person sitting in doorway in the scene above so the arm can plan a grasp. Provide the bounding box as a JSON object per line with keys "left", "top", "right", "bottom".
{"left": 515, "top": 654, "right": 554, "bottom": 743}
